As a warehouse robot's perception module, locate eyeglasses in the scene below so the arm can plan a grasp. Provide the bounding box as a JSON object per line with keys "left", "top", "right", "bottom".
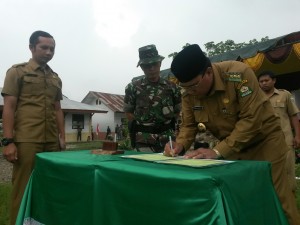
{"left": 179, "top": 80, "right": 201, "bottom": 91}
{"left": 140, "top": 62, "right": 159, "bottom": 69}
{"left": 179, "top": 75, "right": 204, "bottom": 91}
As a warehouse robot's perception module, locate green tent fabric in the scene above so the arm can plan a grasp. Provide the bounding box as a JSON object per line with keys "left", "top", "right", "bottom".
{"left": 132, "top": 31, "right": 300, "bottom": 84}
{"left": 209, "top": 38, "right": 280, "bottom": 62}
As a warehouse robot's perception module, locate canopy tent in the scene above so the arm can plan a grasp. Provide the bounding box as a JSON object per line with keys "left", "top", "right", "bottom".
{"left": 210, "top": 31, "right": 300, "bottom": 91}
{"left": 133, "top": 31, "right": 300, "bottom": 91}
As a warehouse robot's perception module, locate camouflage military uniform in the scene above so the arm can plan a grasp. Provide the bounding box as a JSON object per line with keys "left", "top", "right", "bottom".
{"left": 124, "top": 76, "right": 181, "bottom": 152}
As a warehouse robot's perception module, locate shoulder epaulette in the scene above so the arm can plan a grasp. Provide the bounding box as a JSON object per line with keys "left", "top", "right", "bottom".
{"left": 52, "top": 71, "right": 59, "bottom": 77}
{"left": 12, "top": 62, "right": 28, "bottom": 68}
{"left": 132, "top": 77, "right": 142, "bottom": 85}
{"left": 278, "top": 89, "right": 289, "bottom": 93}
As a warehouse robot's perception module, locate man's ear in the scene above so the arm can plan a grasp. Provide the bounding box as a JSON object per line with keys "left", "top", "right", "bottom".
{"left": 206, "top": 67, "right": 213, "bottom": 76}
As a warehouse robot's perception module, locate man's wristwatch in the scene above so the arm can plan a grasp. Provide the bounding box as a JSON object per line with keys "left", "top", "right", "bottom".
{"left": 1, "top": 138, "right": 14, "bottom": 146}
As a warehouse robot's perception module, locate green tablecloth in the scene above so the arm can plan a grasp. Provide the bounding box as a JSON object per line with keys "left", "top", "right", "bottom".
{"left": 16, "top": 150, "right": 288, "bottom": 225}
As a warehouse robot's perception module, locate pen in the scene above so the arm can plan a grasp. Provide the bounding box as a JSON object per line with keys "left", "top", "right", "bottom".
{"left": 169, "top": 136, "right": 173, "bottom": 150}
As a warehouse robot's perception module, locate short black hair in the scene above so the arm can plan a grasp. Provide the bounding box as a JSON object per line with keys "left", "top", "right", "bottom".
{"left": 257, "top": 70, "right": 276, "bottom": 80}
{"left": 29, "top": 30, "right": 54, "bottom": 46}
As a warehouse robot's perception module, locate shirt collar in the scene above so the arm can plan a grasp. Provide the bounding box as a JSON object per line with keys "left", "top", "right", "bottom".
{"left": 273, "top": 88, "right": 280, "bottom": 95}
{"left": 210, "top": 64, "right": 226, "bottom": 94}
{"left": 28, "top": 58, "right": 52, "bottom": 73}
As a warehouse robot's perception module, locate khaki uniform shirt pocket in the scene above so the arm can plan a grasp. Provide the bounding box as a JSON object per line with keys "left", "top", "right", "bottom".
{"left": 22, "top": 75, "right": 43, "bottom": 95}
{"left": 273, "top": 102, "right": 285, "bottom": 108}
{"left": 193, "top": 110, "right": 208, "bottom": 123}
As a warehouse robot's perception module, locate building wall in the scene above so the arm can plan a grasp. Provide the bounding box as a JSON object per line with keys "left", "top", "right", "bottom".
{"left": 92, "top": 104, "right": 114, "bottom": 132}
{"left": 114, "top": 113, "right": 126, "bottom": 129}
{"left": 64, "top": 113, "right": 93, "bottom": 142}
{"left": 84, "top": 96, "right": 126, "bottom": 139}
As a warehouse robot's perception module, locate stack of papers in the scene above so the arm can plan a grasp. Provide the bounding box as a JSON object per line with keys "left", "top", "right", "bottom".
{"left": 122, "top": 153, "right": 233, "bottom": 168}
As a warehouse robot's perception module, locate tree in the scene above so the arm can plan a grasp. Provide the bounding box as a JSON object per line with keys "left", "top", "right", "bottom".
{"left": 168, "top": 43, "right": 191, "bottom": 59}
{"left": 204, "top": 36, "right": 269, "bottom": 57}
{"left": 168, "top": 36, "right": 269, "bottom": 59}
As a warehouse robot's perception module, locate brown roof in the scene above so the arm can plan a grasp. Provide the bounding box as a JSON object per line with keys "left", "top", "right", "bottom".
{"left": 82, "top": 91, "right": 124, "bottom": 113}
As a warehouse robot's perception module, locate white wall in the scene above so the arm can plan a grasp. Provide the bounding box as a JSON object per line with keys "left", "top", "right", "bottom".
{"left": 114, "top": 113, "right": 126, "bottom": 128}
{"left": 93, "top": 106, "right": 114, "bottom": 132}
{"left": 64, "top": 113, "right": 92, "bottom": 142}
{"left": 83, "top": 94, "right": 126, "bottom": 134}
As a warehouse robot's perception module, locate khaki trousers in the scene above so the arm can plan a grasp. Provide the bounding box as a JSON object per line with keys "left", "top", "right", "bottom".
{"left": 226, "top": 131, "right": 300, "bottom": 225}
{"left": 271, "top": 151, "right": 300, "bottom": 225}
{"left": 10, "top": 142, "right": 59, "bottom": 225}
{"left": 286, "top": 147, "right": 297, "bottom": 193}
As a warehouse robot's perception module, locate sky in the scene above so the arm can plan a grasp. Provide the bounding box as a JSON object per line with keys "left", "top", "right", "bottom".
{"left": 0, "top": 0, "right": 299, "bottom": 102}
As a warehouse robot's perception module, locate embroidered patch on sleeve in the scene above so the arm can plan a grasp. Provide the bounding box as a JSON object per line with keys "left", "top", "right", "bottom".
{"left": 290, "top": 97, "right": 296, "bottom": 104}
{"left": 239, "top": 86, "right": 253, "bottom": 97}
{"left": 236, "top": 79, "right": 248, "bottom": 90}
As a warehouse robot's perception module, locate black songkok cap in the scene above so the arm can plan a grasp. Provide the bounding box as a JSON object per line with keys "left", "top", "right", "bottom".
{"left": 171, "top": 44, "right": 209, "bottom": 83}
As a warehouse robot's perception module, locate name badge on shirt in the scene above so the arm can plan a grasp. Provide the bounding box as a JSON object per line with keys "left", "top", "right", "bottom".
{"left": 224, "top": 72, "right": 242, "bottom": 82}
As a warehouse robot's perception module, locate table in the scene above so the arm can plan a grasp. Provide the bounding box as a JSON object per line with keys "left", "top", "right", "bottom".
{"left": 16, "top": 150, "right": 288, "bottom": 225}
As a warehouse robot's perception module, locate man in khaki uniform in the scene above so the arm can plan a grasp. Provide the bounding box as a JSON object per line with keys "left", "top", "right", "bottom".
{"left": 164, "top": 44, "right": 300, "bottom": 225}
{"left": 258, "top": 71, "right": 300, "bottom": 193}
{"left": 1, "top": 30, "right": 65, "bottom": 225}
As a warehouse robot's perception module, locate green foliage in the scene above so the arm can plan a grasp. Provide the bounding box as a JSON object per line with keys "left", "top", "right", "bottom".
{"left": 204, "top": 36, "right": 269, "bottom": 57}
{"left": 121, "top": 120, "right": 129, "bottom": 139}
{"left": 118, "top": 138, "right": 133, "bottom": 150}
{"left": 168, "top": 36, "right": 270, "bottom": 59}
{"left": 116, "top": 119, "right": 133, "bottom": 150}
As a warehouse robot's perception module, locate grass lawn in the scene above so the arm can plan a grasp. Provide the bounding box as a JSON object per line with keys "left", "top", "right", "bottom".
{"left": 0, "top": 183, "right": 11, "bottom": 225}
{"left": 0, "top": 142, "right": 300, "bottom": 225}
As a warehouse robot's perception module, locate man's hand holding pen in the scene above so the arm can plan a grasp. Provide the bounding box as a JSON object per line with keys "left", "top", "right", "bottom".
{"left": 163, "top": 139, "right": 184, "bottom": 157}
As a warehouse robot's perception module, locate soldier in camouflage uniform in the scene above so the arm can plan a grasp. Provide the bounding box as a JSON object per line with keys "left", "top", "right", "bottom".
{"left": 123, "top": 44, "right": 181, "bottom": 152}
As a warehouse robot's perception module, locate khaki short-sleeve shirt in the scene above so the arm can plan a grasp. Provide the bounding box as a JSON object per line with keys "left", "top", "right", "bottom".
{"left": 269, "top": 89, "right": 299, "bottom": 146}
{"left": 2, "top": 59, "right": 63, "bottom": 142}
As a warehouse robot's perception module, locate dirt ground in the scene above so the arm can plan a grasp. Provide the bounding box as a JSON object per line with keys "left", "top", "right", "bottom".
{"left": 0, "top": 155, "right": 13, "bottom": 183}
